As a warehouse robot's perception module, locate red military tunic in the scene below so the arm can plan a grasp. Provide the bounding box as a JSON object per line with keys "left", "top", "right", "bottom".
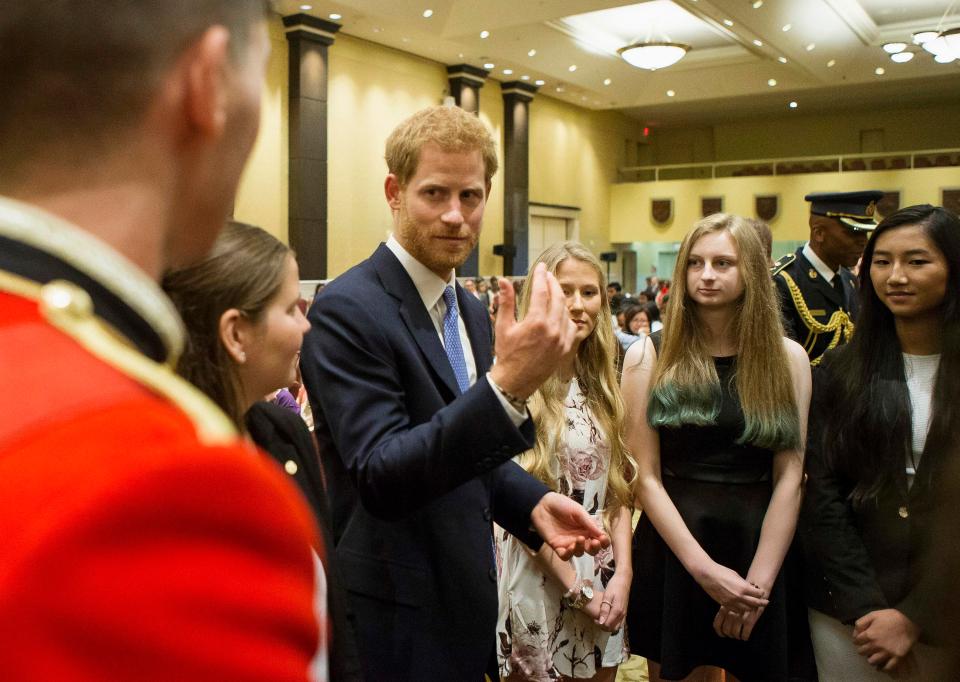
{"left": 0, "top": 197, "right": 322, "bottom": 680}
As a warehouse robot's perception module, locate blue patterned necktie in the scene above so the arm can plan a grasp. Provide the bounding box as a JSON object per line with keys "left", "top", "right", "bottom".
{"left": 442, "top": 286, "right": 470, "bottom": 393}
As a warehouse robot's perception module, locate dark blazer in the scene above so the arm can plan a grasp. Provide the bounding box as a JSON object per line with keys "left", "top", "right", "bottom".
{"left": 245, "top": 401, "right": 364, "bottom": 682}
{"left": 800, "top": 353, "right": 937, "bottom": 630}
{"left": 773, "top": 247, "right": 859, "bottom": 364}
{"left": 300, "top": 244, "right": 549, "bottom": 681}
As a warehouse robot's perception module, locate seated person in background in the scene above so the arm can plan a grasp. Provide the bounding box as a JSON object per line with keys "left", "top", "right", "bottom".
{"left": 163, "top": 221, "right": 362, "bottom": 682}
{"left": 0, "top": 2, "right": 320, "bottom": 678}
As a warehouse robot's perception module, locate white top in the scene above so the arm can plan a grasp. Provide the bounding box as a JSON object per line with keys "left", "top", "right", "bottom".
{"left": 902, "top": 352, "right": 940, "bottom": 479}
{"left": 385, "top": 236, "right": 524, "bottom": 425}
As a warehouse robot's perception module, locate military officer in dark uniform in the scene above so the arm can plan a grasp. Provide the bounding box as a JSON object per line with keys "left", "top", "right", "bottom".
{"left": 773, "top": 190, "right": 885, "bottom": 365}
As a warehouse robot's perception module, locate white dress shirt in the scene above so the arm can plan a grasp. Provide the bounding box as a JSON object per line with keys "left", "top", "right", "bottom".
{"left": 386, "top": 236, "right": 525, "bottom": 426}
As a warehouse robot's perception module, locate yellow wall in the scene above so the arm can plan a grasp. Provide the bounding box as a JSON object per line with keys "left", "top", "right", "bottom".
{"left": 326, "top": 34, "right": 450, "bottom": 276}
{"left": 529, "top": 95, "right": 635, "bottom": 255}
{"left": 234, "top": 16, "right": 289, "bottom": 241}
{"left": 646, "top": 103, "right": 960, "bottom": 165}
{"left": 610, "top": 167, "right": 960, "bottom": 243}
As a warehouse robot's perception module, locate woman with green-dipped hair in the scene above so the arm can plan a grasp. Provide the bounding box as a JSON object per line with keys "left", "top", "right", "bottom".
{"left": 621, "top": 213, "right": 813, "bottom": 681}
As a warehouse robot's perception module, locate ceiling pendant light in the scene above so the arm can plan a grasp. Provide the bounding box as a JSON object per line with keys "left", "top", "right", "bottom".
{"left": 618, "top": 41, "right": 689, "bottom": 70}
{"left": 942, "top": 27, "right": 960, "bottom": 55}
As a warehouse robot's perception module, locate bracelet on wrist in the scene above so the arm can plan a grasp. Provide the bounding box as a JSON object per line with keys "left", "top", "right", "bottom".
{"left": 487, "top": 374, "right": 529, "bottom": 412}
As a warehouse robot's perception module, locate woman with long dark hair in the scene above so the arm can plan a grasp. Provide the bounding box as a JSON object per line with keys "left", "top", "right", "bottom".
{"left": 801, "top": 204, "right": 959, "bottom": 679}
{"left": 623, "top": 214, "right": 812, "bottom": 681}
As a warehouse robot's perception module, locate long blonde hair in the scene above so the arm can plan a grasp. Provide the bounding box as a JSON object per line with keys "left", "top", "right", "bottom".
{"left": 649, "top": 214, "right": 800, "bottom": 450}
{"left": 517, "top": 241, "right": 637, "bottom": 524}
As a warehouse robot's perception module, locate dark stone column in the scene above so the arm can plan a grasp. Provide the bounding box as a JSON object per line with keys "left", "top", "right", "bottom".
{"left": 446, "top": 64, "right": 489, "bottom": 276}
{"left": 501, "top": 80, "right": 538, "bottom": 276}
{"left": 283, "top": 14, "right": 340, "bottom": 279}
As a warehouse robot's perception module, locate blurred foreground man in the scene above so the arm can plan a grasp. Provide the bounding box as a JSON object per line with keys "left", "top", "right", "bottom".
{"left": 0, "top": 3, "right": 321, "bottom": 679}
{"left": 301, "top": 106, "right": 609, "bottom": 681}
{"left": 773, "top": 190, "right": 884, "bottom": 365}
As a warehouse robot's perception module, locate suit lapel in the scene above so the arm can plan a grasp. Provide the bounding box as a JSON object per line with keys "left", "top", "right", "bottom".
{"left": 372, "top": 245, "right": 461, "bottom": 398}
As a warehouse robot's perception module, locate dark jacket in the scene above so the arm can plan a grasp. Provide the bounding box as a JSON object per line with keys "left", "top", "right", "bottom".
{"left": 245, "top": 401, "right": 364, "bottom": 681}
{"left": 773, "top": 248, "right": 859, "bottom": 365}
{"left": 300, "top": 244, "right": 548, "bottom": 681}
{"left": 800, "top": 352, "right": 938, "bottom": 630}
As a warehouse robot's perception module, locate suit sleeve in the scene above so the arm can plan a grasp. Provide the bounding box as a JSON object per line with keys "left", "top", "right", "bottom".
{"left": 490, "top": 460, "right": 549, "bottom": 550}
{"left": 301, "top": 289, "right": 538, "bottom": 520}
{"left": 800, "top": 362, "right": 889, "bottom": 624}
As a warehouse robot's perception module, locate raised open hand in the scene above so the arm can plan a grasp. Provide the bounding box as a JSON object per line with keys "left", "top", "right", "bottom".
{"left": 530, "top": 492, "right": 610, "bottom": 560}
{"left": 489, "top": 263, "right": 576, "bottom": 400}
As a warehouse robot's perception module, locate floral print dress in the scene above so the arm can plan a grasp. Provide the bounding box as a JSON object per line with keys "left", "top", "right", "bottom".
{"left": 495, "top": 379, "right": 628, "bottom": 680}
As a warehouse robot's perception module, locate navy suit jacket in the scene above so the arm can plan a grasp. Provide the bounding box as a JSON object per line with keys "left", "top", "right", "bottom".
{"left": 300, "top": 244, "right": 549, "bottom": 681}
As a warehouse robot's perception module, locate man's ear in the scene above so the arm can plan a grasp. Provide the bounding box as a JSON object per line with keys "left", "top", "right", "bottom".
{"left": 385, "top": 174, "right": 403, "bottom": 210}
{"left": 485, "top": 180, "right": 492, "bottom": 199}
{"left": 219, "top": 308, "right": 248, "bottom": 364}
{"left": 182, "top": 25, "right": 232, "bottom": 138}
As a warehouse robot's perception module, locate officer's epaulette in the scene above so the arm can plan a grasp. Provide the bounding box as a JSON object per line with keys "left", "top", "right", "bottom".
{"left": 771, "top": 252, "right": 796, "bottom": 276}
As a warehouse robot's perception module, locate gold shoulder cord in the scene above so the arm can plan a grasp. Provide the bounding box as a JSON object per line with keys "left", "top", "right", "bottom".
{"left": 0, "top": 272, "right": 236, "bottom": 446}
{"left": 778, "top": 271, "right": 855, "bottom": 366}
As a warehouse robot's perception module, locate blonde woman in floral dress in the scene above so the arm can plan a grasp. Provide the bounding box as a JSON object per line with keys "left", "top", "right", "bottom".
{"left": 496, "top": 242, "right": 638, "bottom": 682}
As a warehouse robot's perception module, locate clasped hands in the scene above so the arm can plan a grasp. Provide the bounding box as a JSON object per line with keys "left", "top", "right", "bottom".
{"left": 853, "top": 608, "right": 919, "bottom": 674}
{"left": 697, "top": 561, "right": 770, "bottom": 641}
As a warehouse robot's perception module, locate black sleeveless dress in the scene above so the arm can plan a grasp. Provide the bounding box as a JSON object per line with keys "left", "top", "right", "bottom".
{"left": 627, "top": 356, "right": 811, "bottom": 681}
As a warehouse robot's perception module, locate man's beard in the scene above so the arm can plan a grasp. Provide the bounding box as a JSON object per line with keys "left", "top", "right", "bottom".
{"left": 396, "top": 210, "right": 479, "bottom": 276}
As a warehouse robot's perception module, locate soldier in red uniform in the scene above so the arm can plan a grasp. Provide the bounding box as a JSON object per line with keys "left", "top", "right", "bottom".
{"left": 0, "top": 2, "right": 322, "bottom": 679}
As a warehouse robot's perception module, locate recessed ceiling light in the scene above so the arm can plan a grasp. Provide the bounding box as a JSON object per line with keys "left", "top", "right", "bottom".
{"left": 806, "top": 43, "right": 816, "bottom": 51}
{"left": 666, "top": 89, "right": 676, "bottom": 97}
{"left": 768, "top": 78, "right": 777, "bottom": 86}
{"left": 752, "top": 0, "right": 764, "bottom": 8}
{"left": 528, "top": 49, "right": 537, "bottom": 57}
{"left": 778, "top": 56, "right": 788, "bottom": 63}
{"left": 422, "top": 9, "right": 433, "bottom": 18}
{"left": 556, "top": 86, "right": 565, "bottom": 92}
{"left": 935, "top": 53, "right": 956, "bottom": 63}
{"left": 890, "top": 52, "right": 914, "bottom": 63}
{"left": 789, "top": 101, "right": 798, "bottom": 108}
{"left": 329, "top": 13, "right": 342, "bottom": 20}
{"left": 521, "top": 75, "right": 530, "bottom": 80}
{"left": 401, "top": 37, "right": 410, "bottom": 43}
{"left": 483, "top": 63, "right": 494, "bottom": 69}
{"left": 603, "top": 78, "right": 612, "bottom": 85}
{"left": 782, "top": 24, "right": 792, "bottom": 32}
{"left": 458, "top": 53, "right": 464, "bottom": 59}
{"left": 371, "top": 25, "right": 381, "bottom": 32}
{"left": 723, "top": 19, "right": 734, "bottom": 27}
{"left": 913, "top": 31, "right": 939, "bottom": 45}
{"left": 299, "top": 4, "right": 312, "bottom": 10}
{"left": 503, "top": 69, "right": 513, "bottom": 75}
{"left": 535, "top": 79, "right": 545, "bottom": 85}
{"left": 568, "top": 64, "right": 577, "bottom": 72}
{"left": 883, "top": 42, "right": 907, "bottom": 54}
{"left": 581, "top": 96, "right": 587, "bottom": 101}
{"left": 480, "top": 30, "right": 489, "bottom": 39}
{"left": 875, "top": 66, "right": 885, "bottom": 75}
{"left": 827, "top": 59, "right": 836, "bottom": 67}
{"left": 753, "top": 39, "right": 763, "bottom": 47}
